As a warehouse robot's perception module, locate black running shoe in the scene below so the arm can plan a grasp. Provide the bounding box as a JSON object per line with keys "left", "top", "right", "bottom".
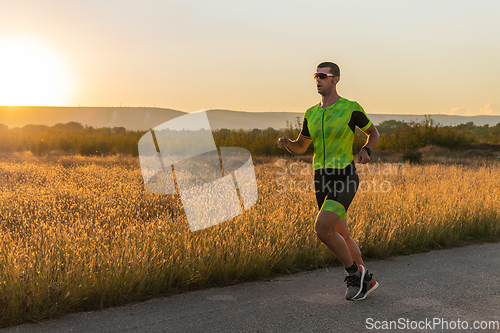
{"left": 344, "top": 264, "right": 366, "bottom": 300}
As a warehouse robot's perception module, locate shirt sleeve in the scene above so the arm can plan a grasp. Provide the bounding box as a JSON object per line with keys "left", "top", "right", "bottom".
{"left": 299, "top": 116, "right": 312, "bottom": 140}
{"left": 350, "top": 103, "right": 372, "bottom": 132}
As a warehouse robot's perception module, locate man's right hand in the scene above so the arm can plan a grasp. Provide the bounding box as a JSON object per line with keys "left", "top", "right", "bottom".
{"left": 277, "top": 136, "right": 291, "bottom": 149}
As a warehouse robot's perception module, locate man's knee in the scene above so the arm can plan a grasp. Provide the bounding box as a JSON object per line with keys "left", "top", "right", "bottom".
{"left": 340, "top": 233, "right": 354, "bottom": 243}
{"left": 315, "top": 211, "right": 341, "bottom": 237}
{"left": 336, "top": 226, "right": 351, "bottom": 240}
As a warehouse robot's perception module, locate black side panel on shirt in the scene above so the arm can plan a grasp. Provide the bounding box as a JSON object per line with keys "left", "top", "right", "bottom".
{"left": 301, "top": 117, "right": 311, "bottom": 137}
{"left": 348, "top": 111, "right": 371, "bottom": 133}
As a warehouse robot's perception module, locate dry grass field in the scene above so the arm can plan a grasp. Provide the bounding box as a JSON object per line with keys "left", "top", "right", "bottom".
{"left": 1, "top": 151, "right": 499, "bottom": 327}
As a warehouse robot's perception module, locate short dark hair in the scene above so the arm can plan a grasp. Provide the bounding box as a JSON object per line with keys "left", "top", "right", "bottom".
{"left": 317, "top": 62, "right": 340, "bottom": 77}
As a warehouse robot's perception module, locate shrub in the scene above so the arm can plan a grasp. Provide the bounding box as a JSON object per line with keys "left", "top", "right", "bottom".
{"left": 402, "top": 150, "right": 423, "bottom": 164}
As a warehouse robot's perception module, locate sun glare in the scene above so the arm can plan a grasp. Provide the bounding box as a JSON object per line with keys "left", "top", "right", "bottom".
{"left": 0, "top": 37, "right": 73, "bottom": 106}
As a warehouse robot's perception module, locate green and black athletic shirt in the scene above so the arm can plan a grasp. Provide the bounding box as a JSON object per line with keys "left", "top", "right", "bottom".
{"left": 300, "top": 98, "right": 372, "bottom": 170}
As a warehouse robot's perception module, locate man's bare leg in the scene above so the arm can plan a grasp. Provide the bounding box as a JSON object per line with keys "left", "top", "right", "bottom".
{"left": 316, "top": 210, "right": 368, "bottom": 300}
{"left": 315, "top": 210, "right": 354, "bottom": 268}
{"left": 334, "top": 218, "right": 364, "bottom": 266}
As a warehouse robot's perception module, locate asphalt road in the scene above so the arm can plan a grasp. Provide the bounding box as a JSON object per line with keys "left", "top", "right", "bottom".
{"left": 3, "top": 242, "right": 500, "bottom": 333}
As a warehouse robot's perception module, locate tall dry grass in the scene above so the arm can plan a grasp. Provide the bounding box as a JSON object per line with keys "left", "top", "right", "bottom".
{"left": 1, "top": 152, "right": 499, "bottom": 327}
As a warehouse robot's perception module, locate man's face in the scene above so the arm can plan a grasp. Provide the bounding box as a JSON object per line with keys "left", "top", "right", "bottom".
{"left": 315, "top": 67, "right": 337, "bottom": 96}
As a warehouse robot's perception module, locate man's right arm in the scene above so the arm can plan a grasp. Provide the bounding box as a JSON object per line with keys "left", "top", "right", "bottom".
{"left": 277, "top": 135, "right": 311, "bottom": 155}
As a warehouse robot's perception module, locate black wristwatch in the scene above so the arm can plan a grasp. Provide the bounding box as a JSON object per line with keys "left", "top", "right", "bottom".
{"left": 362, "top": 146, "right": 372, "bottom": 156}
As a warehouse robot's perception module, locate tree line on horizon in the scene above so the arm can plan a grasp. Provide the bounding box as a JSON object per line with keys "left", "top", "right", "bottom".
{"left": 0, "top": 117, "right": 499, "bottom": 158}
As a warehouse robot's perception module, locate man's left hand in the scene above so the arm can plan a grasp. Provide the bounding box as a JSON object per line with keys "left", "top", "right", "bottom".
{"left": 357, "top": 149, "right": 371, "bottom": 164}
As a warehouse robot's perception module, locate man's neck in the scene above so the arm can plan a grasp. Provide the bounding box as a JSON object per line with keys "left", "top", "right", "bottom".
{"left": 320, "top": 91, "right": 341, "bottom": 108}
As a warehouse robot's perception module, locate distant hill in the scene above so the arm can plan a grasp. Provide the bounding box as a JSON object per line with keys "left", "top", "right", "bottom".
{"left": 0, "top": 106, "right": 185, "bottom": 131}
{"left": 1, "top": 106, "right": 500, "bottom": 131}
{"left": 367, "top": 114, "right": 500, "bottom": 127}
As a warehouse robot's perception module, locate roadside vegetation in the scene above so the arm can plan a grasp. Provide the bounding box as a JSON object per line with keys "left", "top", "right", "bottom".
{"left": 1, "top": 116, "right": 500, "bottom": 162}
{"left": 1, "top": 151, "right": 500, "bottom": 327}
{"left": 1, "top": 116, "right": 500, "bottom": 327}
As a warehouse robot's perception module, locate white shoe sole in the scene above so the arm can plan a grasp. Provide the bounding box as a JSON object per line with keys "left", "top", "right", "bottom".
{"left": 351, "top": 264, "right": 366, "bottom": 300}
{"left": 353, "top": 280, "right": 379, "bottom": 301}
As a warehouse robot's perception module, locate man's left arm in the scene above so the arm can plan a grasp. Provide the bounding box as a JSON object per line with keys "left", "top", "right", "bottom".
{"left": 357, "top": 124, "right": 379, "bottom": 164}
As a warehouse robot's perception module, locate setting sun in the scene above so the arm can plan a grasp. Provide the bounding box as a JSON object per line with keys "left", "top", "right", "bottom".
{"left": 0, "top": 37, "right": 73, "bottom": 106}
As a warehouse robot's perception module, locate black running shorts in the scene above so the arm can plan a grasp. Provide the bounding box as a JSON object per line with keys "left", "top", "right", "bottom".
{"left": 314, "top": 162, "right": 359, "bottom": 220}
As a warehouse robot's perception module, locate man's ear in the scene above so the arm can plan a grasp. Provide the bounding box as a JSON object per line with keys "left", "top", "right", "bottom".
{"left": 334, "top": 76, "right": 340, "bottom": 84}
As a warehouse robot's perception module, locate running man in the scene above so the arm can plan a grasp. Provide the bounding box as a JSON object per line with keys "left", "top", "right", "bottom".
{"left": 277, "top": 62, "right": 380, "bottom": 301}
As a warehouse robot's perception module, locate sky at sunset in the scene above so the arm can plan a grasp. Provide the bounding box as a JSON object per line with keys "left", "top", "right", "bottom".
{"left": 1, "top": 0, "right": 499, "bottom": 115}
